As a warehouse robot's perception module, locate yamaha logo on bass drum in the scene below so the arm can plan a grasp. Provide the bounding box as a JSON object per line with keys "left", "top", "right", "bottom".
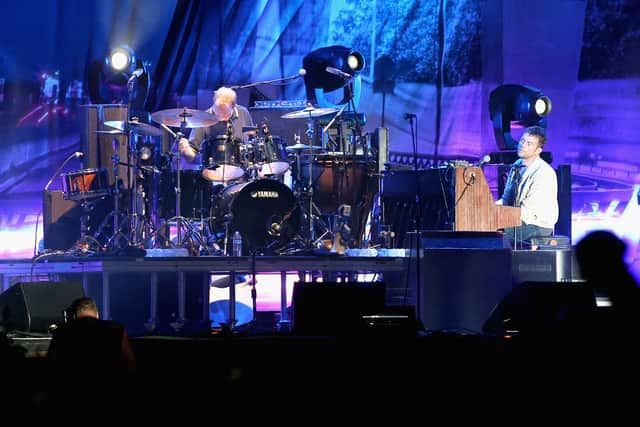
{"left": 250, "top": 190, "right": 280, "bottom": 199}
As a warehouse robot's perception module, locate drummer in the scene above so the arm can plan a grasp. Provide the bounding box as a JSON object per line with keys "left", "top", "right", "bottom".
{"left": 178, "top": 86, "right": 254, "bottom": 179}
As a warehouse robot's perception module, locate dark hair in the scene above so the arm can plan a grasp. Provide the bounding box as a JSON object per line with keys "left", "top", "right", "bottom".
{"left": 525, "top": 126, "right": 547, "bottom": 149}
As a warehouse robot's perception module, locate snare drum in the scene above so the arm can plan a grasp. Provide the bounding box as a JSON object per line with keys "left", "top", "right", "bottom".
{"left": 61, "top": 168, "right": 110, "bottom": 201}
{"left": 200, "top": 135, "right": 245, "bottom": 181}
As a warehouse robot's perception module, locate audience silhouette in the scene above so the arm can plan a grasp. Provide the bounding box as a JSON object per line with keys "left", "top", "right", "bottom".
{"left": 43, "top": 297, "right": 136, "bottom": 413}
{"left": 575, "top": 230, "right": 640, "bottom": 337}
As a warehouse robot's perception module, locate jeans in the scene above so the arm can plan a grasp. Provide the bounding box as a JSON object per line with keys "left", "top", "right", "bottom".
{"left": 502, "top": 223, "right": 553, "bottom": 248}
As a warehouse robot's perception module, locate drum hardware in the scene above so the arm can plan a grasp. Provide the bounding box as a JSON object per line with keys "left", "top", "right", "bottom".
{"left": 320, "top": 104, "right": 347, "bottom": 152}
{"left": 98, "top": 137, "right": 127, "bottom": 250}
{"left": 74, "top": 198, "right": 107, "bottom": 254}
{"left": 280, "top": 104, "right": 338, "bottom": 247}
{"left": 153, "top": 111, "right": 215, "bottom": 251}
{"left": 287, "top": 134, "right": 328, "bottom": 248}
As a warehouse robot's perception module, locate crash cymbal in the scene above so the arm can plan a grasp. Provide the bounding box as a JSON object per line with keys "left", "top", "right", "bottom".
{"left": 151, "top": 108, "right": 217, "bottom": 128}
{"left": 281, "top": 106, "right": 338, "bottom": 119}
{"left": 104, "top": 120, "right": 164, "bottom": 137}
{"left": 285, "top": 143, "right": 322, "bottom": 151}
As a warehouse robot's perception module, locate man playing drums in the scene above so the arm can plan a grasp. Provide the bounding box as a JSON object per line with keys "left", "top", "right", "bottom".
{"left": 178, "top": 86, "right": 254, "bottom": 182}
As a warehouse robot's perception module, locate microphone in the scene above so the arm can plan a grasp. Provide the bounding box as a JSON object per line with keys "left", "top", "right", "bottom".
{"left": 128, "top": 68, "right": 144, "bottom": 84}
{"left": 298, "top": 68, "right": 307, "bottom": 77}
{"left": 404, "top": 113, "right": 417, "bottom": 120}
{"left": 325, "top": 66, "right": 352, "bottom": 80}
{"left": 44, "top": 151, "right": 84, "bottom": 192}
{"left": 478, "top": 155, "right": 491, "bottom": 167}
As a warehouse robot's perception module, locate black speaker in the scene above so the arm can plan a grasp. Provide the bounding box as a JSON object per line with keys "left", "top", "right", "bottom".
{"left": 292, "top": 282, "right": 386, "bottom": 335}
{"left": 42, "top": 190, "right": 113, "bottom": 251}
{"left": 403, "top": 233, "right": 514, "bottom": 333}
{"left": 483, "top": 282, "right": 597, "bottom": 336}
{"left": 0, "top": 282, "right": 85, "bottom": 333}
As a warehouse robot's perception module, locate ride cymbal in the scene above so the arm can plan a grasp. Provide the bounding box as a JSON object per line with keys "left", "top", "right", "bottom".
{"left": 151, "top": 108, "right": 217, "bottom": 128}
{"left": 281, "top": 106, "right": 338, "bottom": 119}
{"left": 285, "top": 143, "right": 322, "bottom": 151}
{"left": 104, "top": 120, "right": 164, "bottom": 137}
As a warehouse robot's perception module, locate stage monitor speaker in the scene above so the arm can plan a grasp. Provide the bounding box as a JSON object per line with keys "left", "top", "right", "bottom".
{"left": 482, "top": 282, "right": 597, "bottom": 336}
{"left": 0, "top": 281, "right": 85, "bottom": 333}
{"left": 42, "top": 190, "right": 113, "bottom": 251}
{"left": 292, "top": 282, "right": 386, "bottom": 335}
{"left": 411, "top": 245, "right": 513, "bottom": 333}
{"left": 43, "top": 190, "right": 79, "bottom": 250}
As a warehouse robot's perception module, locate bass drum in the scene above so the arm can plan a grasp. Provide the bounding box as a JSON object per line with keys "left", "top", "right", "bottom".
{"left": 216, "top": 179, "right": 299, "bottom": 253}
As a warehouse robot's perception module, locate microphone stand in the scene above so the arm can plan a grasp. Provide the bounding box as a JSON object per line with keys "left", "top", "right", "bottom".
{"left": 406, "top": 113, "right": 423, "bottom": 330}
{"left": 229, "top": 73, "right": 304, "bottom": 90}
{"left": 346, "top": 82, "right": 364, "bottom": 248}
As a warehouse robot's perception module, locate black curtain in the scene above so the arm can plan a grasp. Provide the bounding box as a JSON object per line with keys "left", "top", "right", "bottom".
{"left": 150, "top": 0, "right": 204, "bottom": 110}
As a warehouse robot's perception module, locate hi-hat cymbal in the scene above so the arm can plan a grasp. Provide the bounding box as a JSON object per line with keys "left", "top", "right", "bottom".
{"left": 151, "top": 108, "right": 217, "bottom": 128}
{"left": 285, "top": 143, "right": 322, "bottom": 151}
{"left": 104, "top": 120, "right": 164, "bottom": 137}
{"left": 281, "top": 106, "right": 338, "bottom": 119}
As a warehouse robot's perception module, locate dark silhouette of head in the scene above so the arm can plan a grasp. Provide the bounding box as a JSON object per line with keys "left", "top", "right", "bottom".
{"left": 575, "top": 230, "right": 630, "bottom": 291}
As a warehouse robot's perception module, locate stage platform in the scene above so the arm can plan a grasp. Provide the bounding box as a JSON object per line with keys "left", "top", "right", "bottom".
{"left": 0, "top": 245, "right": 586, "bottom": 337}
{"left": 0, "top": 253, "right": 409, "bottom": 336}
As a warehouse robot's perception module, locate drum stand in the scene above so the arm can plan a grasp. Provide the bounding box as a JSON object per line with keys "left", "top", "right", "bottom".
{"left": 73, "top": 197, "right": 104, "bottom": 253}
{"left": 128, "top": 135, "right": 156, "bottom": 248}
{"left": 291, "top": 135, "right": 329, "bottom": 250}
{"left": 160, "top": 123, "right": 209, "bottom": 254}
{"left": 94, "top": 140, "right": 130, "bottom": 251}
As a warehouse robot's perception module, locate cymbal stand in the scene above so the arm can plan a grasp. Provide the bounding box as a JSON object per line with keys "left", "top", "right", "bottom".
{"left": 292, "top": 130, "right": 327, "bottom": 247}
{"left": 74, "top": 198, "right": 104, "bottom": 254}
{"left": 96, "top": 137, "right": 129, "bottom": 251}
{"left": 159, "top": 122, "right": 209, "bottom": 253}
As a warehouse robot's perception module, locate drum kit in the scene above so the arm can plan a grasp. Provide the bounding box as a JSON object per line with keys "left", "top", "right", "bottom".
{"left": 59, "top": 104, "right": 378, "bottom": 255}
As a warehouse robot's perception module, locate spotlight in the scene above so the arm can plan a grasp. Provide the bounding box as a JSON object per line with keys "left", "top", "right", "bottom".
{"left": 87, "top": 45, "right": 150, "bottom": 109}
{"left": 107, "top": 46, "right": 135, "bottom": 72}
{"left": 489, "top": 84, "right": 552, "bottom": 150}
{"left": 302, "top": 45, "right": 365, "bottom": 109}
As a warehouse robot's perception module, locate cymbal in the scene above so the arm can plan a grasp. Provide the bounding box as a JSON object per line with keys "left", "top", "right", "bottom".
{"left": 242, "top": 126, "right": 258, "bottom": 136}
{"left": 95, "top": 129, "right": 123, "bottom": 135}
{"left": 104, "top": 120, "right": 164, "bottom": 137}
{"left": 281, "top": 106, "right": 338, "bottom": 119}
{"left": 285, "top": 143, "right": 322, "bottom": 151}
{"left": 151, "top": 108, "right": 217, "bottom": 128}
